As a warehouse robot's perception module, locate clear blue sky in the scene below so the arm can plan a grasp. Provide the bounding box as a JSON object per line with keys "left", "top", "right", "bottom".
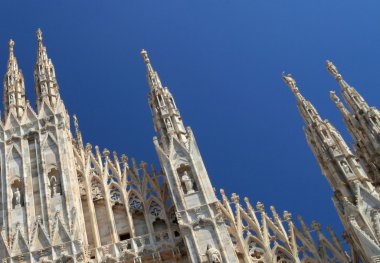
{"left": 1, "top": 0, "right": 380, "bottom": 240}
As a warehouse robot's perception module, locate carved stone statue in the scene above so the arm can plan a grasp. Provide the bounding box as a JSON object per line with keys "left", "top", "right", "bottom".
{"left": 341, "top": 161, "right": 352, "bottom": 174}
{"left": 282, "top": 73, "right": 297, "bottom": 91}
{"left": 206, "top": 244, "right": 222, "bottom": 263}
{"left": 166, "top": 118, "right": 173, "bottom": 129}
{"left": 326, "top": 60, "right": 341, "bottom": 79}
{"left": 41, "top": 83, "right": 47, "bottom": 94}
{"left": 50, "top": 176, "right": 58, "bottom": 197}
{"left": 181, "top": 171, "right": 194, "bottom": 194}
{"left": 14, "top": 187, "right": 21, "bottom": 207}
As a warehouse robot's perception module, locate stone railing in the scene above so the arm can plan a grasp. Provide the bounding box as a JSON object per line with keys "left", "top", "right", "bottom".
{"left": 92, "top": 228, "right": 182, "bottom": 262}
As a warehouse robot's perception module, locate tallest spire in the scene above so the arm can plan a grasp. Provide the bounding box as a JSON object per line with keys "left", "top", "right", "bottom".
{"left": 34, "top": 28, "right": 60, "bottom": 111}
{"left": 3, "top": 39, "right": 26, "bottom": 119}
{"left": 141, "top": 49, "right": 188, "bottom": 151}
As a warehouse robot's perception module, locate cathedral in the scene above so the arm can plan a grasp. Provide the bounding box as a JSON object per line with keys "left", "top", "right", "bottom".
{"left": 0, "top": 29, "right": 378, "bottom": 263}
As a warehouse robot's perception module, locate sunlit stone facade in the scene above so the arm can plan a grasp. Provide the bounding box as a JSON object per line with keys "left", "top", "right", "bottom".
{"left": 0, "top": 30, "right": 356, "bottom": 262}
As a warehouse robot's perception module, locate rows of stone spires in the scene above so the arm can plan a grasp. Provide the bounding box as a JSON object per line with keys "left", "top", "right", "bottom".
{"left": 71, "top": 47, "right": 347, "bottom": 261}
{"left": 0, "top": 28, "right": 157, "bottom": 185}
{"left": 3, "top": 28, "right": 60, "bottom": 120}
{"left": 1, "top": 29, "right": 348, "bottom": 257}
{"left": 283, "top": 60, "right": 380, "bottom": 186}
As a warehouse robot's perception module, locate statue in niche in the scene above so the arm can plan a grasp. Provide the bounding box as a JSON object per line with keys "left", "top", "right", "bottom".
{"left": 14, "top": 187, "right": 21, "bottom": 208}
{"left": 9, "top": 94, "right": 14, "bottom": 105}
{"left": 41, "top": 83, "right": 47, "bottom": 95}
{"left": 50, "top": 176, "right": 58, "bottom": 197}
{"left": 181, "top": 171, "right": 195, "bottom": 194}
{"left": 206, "top": 244, "right": 222, "bottom": 263}
{"left": 166, "top": 118, "right": 173, "bottom": 129}
{"left": 341, "top": 161, "right": 352, "bottom": 174}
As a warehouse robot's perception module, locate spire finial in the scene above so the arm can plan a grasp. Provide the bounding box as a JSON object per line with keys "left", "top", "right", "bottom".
{"left": 36, "top": 28, "right": 43, "bottom": 42}
{"left": 141, "top": 49, "right": 150, "bottom": 64}
{"left": 326, "top": 60, "right": 342, "bottom": 81}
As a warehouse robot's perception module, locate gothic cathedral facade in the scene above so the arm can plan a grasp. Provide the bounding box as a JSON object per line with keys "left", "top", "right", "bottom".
{"left": 0, "top": 30, "right": 376, "bottom": 263}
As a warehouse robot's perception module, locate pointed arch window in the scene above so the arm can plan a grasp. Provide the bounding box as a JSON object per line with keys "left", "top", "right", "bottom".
{"left": 110, "top": 186, "right": 122, "bottom": 204}
{"left": 129, "top": 194, "right": 143, "bottom": 211}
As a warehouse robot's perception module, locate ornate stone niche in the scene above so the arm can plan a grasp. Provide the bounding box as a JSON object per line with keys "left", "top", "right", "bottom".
{"left": 48, "top": 168, "right": 61, "bottom": 197}
{"left": 340, "top": 160, "right": 353, "bottom": 174}
{"left": 165, "top": 118, "right": 174, "bottom": 131}
{"left": 176, "top": 164, "right": 197, "bottom": 195}
{"left": 10, "top": 178, "right": 23, "bottom": 208}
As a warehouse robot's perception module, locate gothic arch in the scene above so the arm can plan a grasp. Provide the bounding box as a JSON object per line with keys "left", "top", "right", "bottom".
{"left": 109, "top": 183, "right": 131, "bottom": 242}
{"left": 90, "top": 176, "right": 113, "bottom": 246}
{"left": 128, "top": 191, "right": 149, "bottom": 237}
{"left": 147, "top": 198, "right": 168, "bottom": 233}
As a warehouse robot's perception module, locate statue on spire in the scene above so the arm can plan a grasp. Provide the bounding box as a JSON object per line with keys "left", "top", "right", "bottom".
{"left": 9, "top": 39, "right": 14, "bottom": 54}
{"left": 326, "top": 60, "right": 342, "bottom": 81}
{"left": 36, "top": 28, "right": 43, "bottom": 42}
{"left": 329, "top": 90, "right": 340, "bottom": 104}
{"left": 282, "top": 73, "right": 298, "bottom": 93}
